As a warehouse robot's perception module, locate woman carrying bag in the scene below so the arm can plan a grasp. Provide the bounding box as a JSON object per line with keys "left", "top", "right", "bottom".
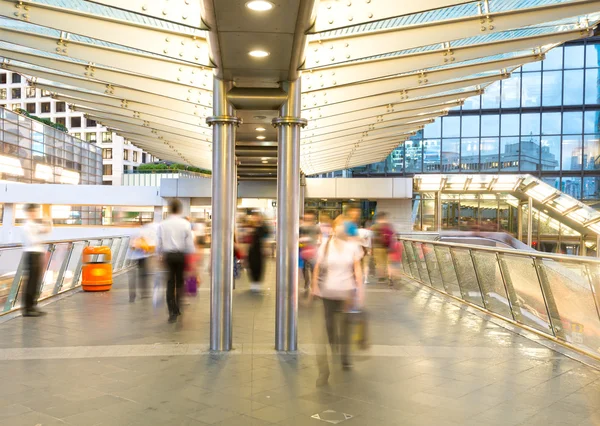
{"left": 310, "top": 216, "right": 364, "bottom": 386}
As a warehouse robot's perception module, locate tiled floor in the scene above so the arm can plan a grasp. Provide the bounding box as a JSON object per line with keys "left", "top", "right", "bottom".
{"left": 1, "top": 260, "right": 599, "bottom": 425}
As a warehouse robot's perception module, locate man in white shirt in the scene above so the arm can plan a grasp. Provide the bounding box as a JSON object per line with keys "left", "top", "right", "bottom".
{"left": 21, "top": 204, "right": 52, "bottom": 317}
{"left": 157, "top": 199, "right": 195, "bottom": 323}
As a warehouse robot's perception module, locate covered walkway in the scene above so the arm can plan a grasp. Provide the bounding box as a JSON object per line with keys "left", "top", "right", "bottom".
{"left": 1, "top": 265, "right": 599, "bottom": 426}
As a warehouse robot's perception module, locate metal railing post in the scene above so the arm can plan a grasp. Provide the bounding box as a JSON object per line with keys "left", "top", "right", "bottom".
{"left": 496, "top": 252, "right": 523, "bottom": 323}
{"left": 533, "top": 257, "right": 565, "bottom": 339}
{"left": 52, "top": 243, "right": 74, "bottom": 295}
{"left": 469, "top": 249, "right": 488, "bottom": 310}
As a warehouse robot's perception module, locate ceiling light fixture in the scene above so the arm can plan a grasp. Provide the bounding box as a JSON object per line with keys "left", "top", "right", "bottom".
{"left": 255, "top": 127, "right": 266, "bottom": 132}
{"left": 249, "top": 50, "right": 270, "bottom": 58}
{"left": 262, "top": 160, "right": 268, "bottom": 164}
{"left": 246, "top": 1, "right": 274, "bottom": 11}
{"left": 256, "top": 136, "right": 266, "bottom": 140}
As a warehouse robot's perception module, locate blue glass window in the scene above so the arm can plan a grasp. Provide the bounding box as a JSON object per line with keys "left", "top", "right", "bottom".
{"left": 585, "top": 68, "right": 600, "bottom": 105}
{"left": 481, "top": 81, "right": 501, "bottom": 109}
{"left": 544, "top": 47, "right": 563, "bottom": 71}
{"left": 461, "top": 138, "right": 479, "bottom": 171}
{"left": 424, "top": 118, "right": 441, "bottom": 138}
{"left": 564, "top": 45, "right": 585, "bottom": 69}
{"left": 501, "top": 114, "right": 519, "bottom": 136}
{"left": 405, "top": 139, "right": 422, "bottom": 173}
{"left": 522, "top": 72, "right": 541, "bottom": 107}
{"left": 561, "top": 177, "right": 582, "bottom": 199}
{"left": 584, "top": 135, "right": 600, "bottom": 171}
{"left": 461, "top": 116, "right": 479, "bottom": 138}
{"left": 562, "top": 136, "right": 583, "bottom": 171}
{"left": 563, "top": 70, "right": 584, "bottom": 105}
{"left": 520, "top": 136, "right": 540, "bottom": 172}
{"left": 541, "top": 136, "right": 561, "bottom": 171}
{"left": 463, "top": 95, "right": 481, "bottom": 111}
{"left": 521, "top": 113, "right": 540, "bottom": 137}
{"left": 584, "top": 111, "right": 600, "bottom": 134}
{"left": 542, "top": 71, "right": 562, "bottom": 106}
{"left": 480, "top": 138, "right": 499, "bottom": 172}
{"left": 442, "top": 139, "right": 459, "bottom": 173}
{"left": 583, "top": 176, "right": 600, "bottom": 200}
{"left": 563, "top": 112, "right": 583, "bottom": 134}
{"left": 500, "top": 137, "right": 519, "bottom": 171}
{"left": 501, "top": 75, "right": 521, "bottom": 108}
{"left": 423, "top": 139, "right": 441, "bottom": 172}
{"left": 442, "top": 116, "right": 460, "bottom": 138}
{"left": 586, "top": 43, "right": 600, "bottom": 68}
{"left": 481, "top": 115, "right": 500, "bottom": 137}
{"left": 522, "top": 61, "right": 541, "bottom": 72}
{"left": 542, "top": 113, "right": 561, "bottom": 135}
{"left": 543, "top": 177, "right": 560, "bottom": 190}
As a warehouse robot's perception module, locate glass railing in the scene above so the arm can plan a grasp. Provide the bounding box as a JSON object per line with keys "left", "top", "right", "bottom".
{"left": 122, "top": 170, "right": 210, "bottom": 186}
{"left": 0, "top": 236, "right": 133, "bottom": 315}
{"left": 398, "top": 237, "right": 600, "bottom": 360}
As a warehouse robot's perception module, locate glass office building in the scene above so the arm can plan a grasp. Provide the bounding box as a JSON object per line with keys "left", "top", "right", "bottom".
{"left": 0, "top": 106, "right": 102, "bottom": 184}
{"left": 349, "top": 37, "right": 600, "bottom": 204}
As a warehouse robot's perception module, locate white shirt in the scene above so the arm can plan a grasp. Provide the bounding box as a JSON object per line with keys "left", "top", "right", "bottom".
{"left": 357, "top": 228, "right": 372, "bottom": 248}
{"left": 317, "top": 237, "right": 362, "bottom": 299}
{"left": 157, "top": 215, "right": 195, "bottom": 254}
{"left": 21, "top": 220, "right": 51, "bottom": 252}
{"left": 193, "top": 222, "right": 206, "bottom": 239}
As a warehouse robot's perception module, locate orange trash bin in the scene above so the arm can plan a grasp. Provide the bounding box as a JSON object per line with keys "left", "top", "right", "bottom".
{"left": 81, "top": 246, "right": 113, "bottom": 291}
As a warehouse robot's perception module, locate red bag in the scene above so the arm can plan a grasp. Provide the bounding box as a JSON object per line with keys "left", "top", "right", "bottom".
{"left": 389, "top": 241, "right": 403, "bottom": 263}
{"left": 300, "top": 245, "right": 317, "bottom": 261}
{"left": 185, "top": 253, "right": 197, "bottom": 272}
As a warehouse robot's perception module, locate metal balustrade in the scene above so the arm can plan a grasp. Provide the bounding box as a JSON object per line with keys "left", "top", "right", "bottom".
{"left": 0, "top": 236, "right": 133, "bottom": 315}
{"left": 398, "top": 237, "right": 600, "bottom": 360}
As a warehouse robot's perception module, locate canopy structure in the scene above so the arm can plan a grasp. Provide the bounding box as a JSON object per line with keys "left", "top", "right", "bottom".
{"left": 0, "top": 0, "right": 599, "bottom": 175}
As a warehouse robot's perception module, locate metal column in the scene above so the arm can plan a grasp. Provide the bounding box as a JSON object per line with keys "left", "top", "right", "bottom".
{"left": 206, "top": 78, "right": 240, "bottom": 352}
{"left": 273, "top": 80, "right": 307, "bottom": 352}
{"left": 300, "top": 173, "right": 306, "bottom": 218}
{"left": 527, "top": 196, "right": 533, "bottom": 248}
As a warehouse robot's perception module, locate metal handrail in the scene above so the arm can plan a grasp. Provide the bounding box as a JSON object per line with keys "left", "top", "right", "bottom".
{"left": 397, "top": 236, "right": 600, "bottom": 364}
{"left": 398, "top": 236, "right": 600, "bottom": 265}
{"left": 0, "top": 235, "right": 134, "bottom": 316}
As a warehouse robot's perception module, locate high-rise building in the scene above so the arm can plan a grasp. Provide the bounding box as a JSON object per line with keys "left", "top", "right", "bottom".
{"left": 0, "top": 70, "right": 156, "bottom": 185}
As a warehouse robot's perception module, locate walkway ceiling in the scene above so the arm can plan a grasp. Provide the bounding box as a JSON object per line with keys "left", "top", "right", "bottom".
{"left": 0, "top": 0, "right": 599, "bottom": 177}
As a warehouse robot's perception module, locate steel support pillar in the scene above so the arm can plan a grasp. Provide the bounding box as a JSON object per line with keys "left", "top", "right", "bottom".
{"left": 436, "top": 191, "right": 442, "bottom": 232}
{"left": 527, "top": 197, "right": 534, "bottom": 248}
{"left": 300, "top": 173, "right": 307, "bottom": 218}
{"left": 273, "top": 80, "right": 307, "bottom": 352}
{"left": 207, "top": 78, "right": 241, "bottom": 352}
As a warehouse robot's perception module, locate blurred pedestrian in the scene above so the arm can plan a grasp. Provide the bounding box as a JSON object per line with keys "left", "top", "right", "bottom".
{"left": 371, "top": 212, "right": 395, "bottom": 285}
{"left": 358, "top": 221, "right": 372, "bottom": 284}
{"left": 20, "top": 204, "right": 52, "bottom": 317}
{"left": 300, "top": 211, "right": 321, "bottom": 293}
{"left": 247, "top": 211, "right": 269, "bottom": 292}
{"left": 310, "top": 216, "right": 364, "bottom": 386}
{"left": 319, "top": 213, "right": 332, "bottom": 240}
{"left": 157, "top": 199, "right": 195, "bottom": 323}
{"left": 128, "top": 218, "right": 156, "bottom": 302}
{"left": 344, "top": 204, "right": 361, "bottom": 239}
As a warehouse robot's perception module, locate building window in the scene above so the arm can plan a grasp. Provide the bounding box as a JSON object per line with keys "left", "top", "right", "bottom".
{"left": 102, "top": 132, "right": 112, "bottom": 142}
{"left": 86, "top": 133, "right": 97, "bottom": 142}
{"left": 26, "top": 103, "right": 36, "bottom": 113}
{"left": 11, "top": 103, "right": 20, "bottom": 111}
{"left": 0, "top": 73, "right": 6, "bottom": 84}
{"left": 11, "top": 88, "right": 21, "bottom": 99}
{"left": 55, "top": 102, "right": 66, "bottom": 112}
{"left": 103, "top": 164, "right": 113, "bottom": 176}
{"left": 87, "top": 118, "right": 97, "bottom": 128}
{"left": 11, "top": 73, "right": 21, "bottom": 84}
{"left": 123, "top": 149, "right": 129, "bottom": 161}
{"left": 0, "top": 89, "right": 7, "bottom": 100}
{"left": 71, "top": 116, "right": 82, "bottom": 127}
{"left": 26, "top": 87, "right": 36, "bottom": 98}
{"left": 55, "top": 117, "right": 66, "bottom": 126}
{"left": 41, "top": 89, "right": 51, "bottom": 97}
{"left": 41, "top": 102, "right": 51, "bottom": 113}
{"left": 133, "top": 151, "right": 138, "bottom": 162}
{"left": 102, "top": 148, "right": 112, "bottom": 159}
{"left": 71, "top": 132, "right": 81, "bottom": 139}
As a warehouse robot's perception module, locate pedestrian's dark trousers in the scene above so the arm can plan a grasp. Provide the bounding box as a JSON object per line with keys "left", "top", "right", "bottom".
{"left": 165, "top": 252, "right": 185, "bottom": 316}
{"left": 23, "top": 252, "right": 43, "bottom": 312}
{"left": 318, "top": 298, "right": 351, "bottom": 373}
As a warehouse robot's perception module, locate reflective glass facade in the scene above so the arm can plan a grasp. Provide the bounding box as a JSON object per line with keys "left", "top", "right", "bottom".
{"left": 348, "top": 38, "right": 600, "bottom": 202}
{"left": 0, "top": 106, "right": 102, "bottom": 184}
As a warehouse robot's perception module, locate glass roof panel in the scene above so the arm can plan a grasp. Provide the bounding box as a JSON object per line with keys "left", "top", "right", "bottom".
{"left": 25, "top": 0, "right": 204, "bottom": 36}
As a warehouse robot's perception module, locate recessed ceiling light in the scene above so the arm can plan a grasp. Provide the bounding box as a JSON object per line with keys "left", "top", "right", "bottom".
{"left": 262, "top": 160, "right": 268, "bottom": 164}
{"left": 255, "top": 127, "right": 266, "bottom": 132}
{"left": 261, "top": 157, "right": 268, "bottom": 160}
{"left": 256, "top": 136, "right": 266, "bottom": 140}
{"left": 246, "top": 1, "right": 274, "bottom": 11}
{"left": 249, "top": 50, "right": 270, "bottom": 58}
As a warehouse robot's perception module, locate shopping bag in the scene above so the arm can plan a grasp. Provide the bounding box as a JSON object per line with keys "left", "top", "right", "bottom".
{"left": 152, "top": 271, "right": 164, "bottom": 308}
{"left": 348, "top": 310, "right": 369, "bottom": 351}
{"left": 186, "top": 276, "right": 198, "bottom": 296}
